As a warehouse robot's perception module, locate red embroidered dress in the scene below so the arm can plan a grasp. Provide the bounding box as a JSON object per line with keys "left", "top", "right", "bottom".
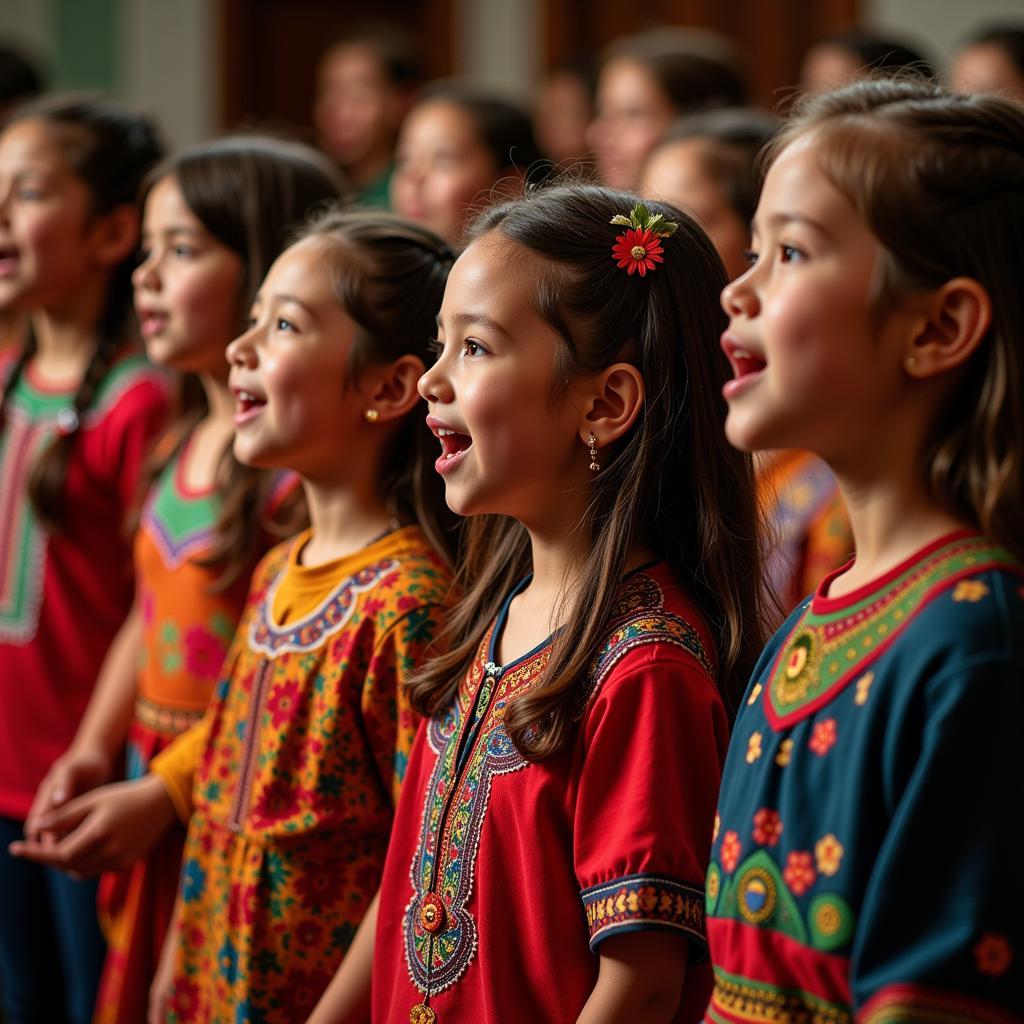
{"left": 374, "top": 563, "right": 729, "bottom": 1023}
{"left": 94, "top": 437, "right": 293, "bottom": 1024}
{"left": 0, "top": 351, "right": 169, "bottom": 819}
{"left": 160, "top": 526, "right": 451, "bottom": 1023}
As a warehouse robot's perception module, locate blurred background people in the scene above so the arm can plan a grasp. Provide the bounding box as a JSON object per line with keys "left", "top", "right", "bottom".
{"left": 390, "top": 82, "right": 541, "bottom": 245}
{"left": 800, "top": 28, "right": 933, "bottom": 92}
{"left": 951, "top": 24, "right": 1024, "bottom": 96}
{"left": 533, "top": 62, "right": 595, "bottom": 167}
{"left": 313, "top": 25, "right": 422, "bottom": 207}
{"left": 587, "top": 27, "right": 747, "bottom": 190}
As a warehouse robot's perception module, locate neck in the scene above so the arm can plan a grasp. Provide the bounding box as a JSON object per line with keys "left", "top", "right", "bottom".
{"left": 30, "top": 303, "right": 107, "bottom": 378}
{"left": 199, "top": 370, "right": 235, "bottom": 427}
{"left": 299, "top": 474, "right": 394, "bottom": 566}
{"left": 346, "top": 150, "right": 391, "bottom": 190}
{"left": 828, "top": 434, "right": 969, "bottom": 596}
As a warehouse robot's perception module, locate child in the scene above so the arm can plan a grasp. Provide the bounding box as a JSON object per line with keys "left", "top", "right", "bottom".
{"left": 951, "top": 24, "right": 1024, "bottom": 97}
{"left": 641, "top": 108, "right": 852, "bottom": 613}
{"left": 18, "top": 134, "right": 343, "bottom": 1024}
{"left": 587, "top": 28, "right": 747, "bottom": 191}
{"left": 313, "top": 185, "right": 766, "bottom": 1023}
{"left": 707, "top": 79, "right": 1024, "bottom": 1021}
{"left": 17, "top": 209, "right": 458, "bottom": 1023}
{"left": 0, "top": 96, "right": 168, "bottom": 1024}
{"left": 390, "top": 82, "right": 542, "bottom": 245}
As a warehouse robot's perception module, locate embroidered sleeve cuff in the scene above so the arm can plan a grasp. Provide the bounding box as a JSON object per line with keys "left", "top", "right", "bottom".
{"left": 580, "top": 873, "right": 707, "bottom": 954}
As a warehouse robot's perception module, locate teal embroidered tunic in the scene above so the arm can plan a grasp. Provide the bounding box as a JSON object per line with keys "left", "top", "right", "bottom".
{"left": 705, "top": 531, "right": 1024, "bottom": 1024}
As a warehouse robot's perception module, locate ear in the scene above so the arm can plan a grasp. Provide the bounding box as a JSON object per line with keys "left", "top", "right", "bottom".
{"left": 577, "top": 361, "right": 645, "bottom": 449}
{"left": 360, "top": 354, "right": 427, "bottom": 423}
{"left": 90, "top": 203, "right": 141, "bottom": 269}
{"left": 903, "top": 277, "right": 991, "bottom": 379}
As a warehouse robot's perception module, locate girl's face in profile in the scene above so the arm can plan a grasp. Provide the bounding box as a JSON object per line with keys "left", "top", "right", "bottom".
{"left": 227, "top": 236, "right": 360, "bottom": 477}
{"left": 419, "top": 230, "right": 588, "bottom": 523}
{"left": 0, "top": 118, "right": 102, "bottom": 312}
{"left": 719, "top": 136, "right": 916, "bottom": 462}
{"left": 391, "top": 100, "right": 500, "bottom": 244}
{"left": 134, "top": 174, "right": 243, "bottom": 377}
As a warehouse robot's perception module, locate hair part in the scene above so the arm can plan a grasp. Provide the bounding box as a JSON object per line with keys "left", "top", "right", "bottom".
{"left": 295, "top": 207, "right": 460, "bottom": 567}
{"left": 767, "top": 77, "right": 1024, "bottom": 558}
{"left": 0, "top": 95, "right": 164, "bottom": 530}
{"left": 406, "top": 183, "right": 767, "bottom": 759}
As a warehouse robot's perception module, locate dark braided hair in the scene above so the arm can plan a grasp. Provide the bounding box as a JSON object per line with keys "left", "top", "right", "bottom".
{"left": 0, "top": 95, "right": 163, "bottom": 529}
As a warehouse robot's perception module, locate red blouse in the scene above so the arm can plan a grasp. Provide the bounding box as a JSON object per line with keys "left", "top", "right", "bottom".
{"left": 373, "top": 563, "right": 730, "bottom": 1023}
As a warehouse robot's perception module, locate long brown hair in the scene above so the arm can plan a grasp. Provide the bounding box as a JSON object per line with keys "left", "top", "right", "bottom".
{"left": 0, "top": 96, "right": 163, "bottom": 528}
{"left": 136, "top": 136, "right": 345, "bottom": 588}
{"left": 767, "top": 78, "right": 1024, "bottom": 560}
{"left": 295, "top": 208, "right": 460, "bottom": 566}
{"left": 407, "top": 183, "right": 767, "bottom": 759}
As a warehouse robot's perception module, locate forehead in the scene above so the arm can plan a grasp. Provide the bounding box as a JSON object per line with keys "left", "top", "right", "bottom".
{"left": 441, "top": 230, "right": 539, "bottom": 319}
{"left": 0, "top": 118, "right": 65, "bottom": 166}
{"left": 263, "top": 236, "right": 335, "bottom": 297}
{"left": 759, "top": 135, "right": 856, "bottom": 225}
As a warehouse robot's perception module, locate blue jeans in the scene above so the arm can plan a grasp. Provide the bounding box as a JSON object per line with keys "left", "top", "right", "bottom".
{"left": 0, "top": 816, "right": 106, "bottom": 1024}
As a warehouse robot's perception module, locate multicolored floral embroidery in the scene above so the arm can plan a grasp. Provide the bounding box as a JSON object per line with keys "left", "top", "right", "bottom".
{"left": 953, "top": 579, "right": 990, "bottom": 603}
{"left": 815, "top": 834, "right": 844, "bottom": 877}
{"left": 746, "top": 732, "right": 763, "bottom": 764}
{"left": 721, "top": 831, "right": 742, "bottom": 873}
{"left": 783, "top": 851, "right": 816, "bottom": 896}
{"left": 854, "top": 671, "right": 874, "bottom": 706}
{"left": 766, "top": 536, "right": 1012, "bottom": 727}
{"left": 774, "top": 738, "right": 793, "bottom": 767}
{"left": 752, "top": 808, "right": 783, "bottom": 847}
{"left": 809, "top": 718, "right": 838, "bottom": 756}
{"left": 808, "top": 893, "right": 854, "bottom": 951}
{"left": 581, "top": 874, "right": 705, "bottom": 949}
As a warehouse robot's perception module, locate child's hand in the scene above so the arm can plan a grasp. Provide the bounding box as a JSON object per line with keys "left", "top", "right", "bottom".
{"left": 8, "top": 774, "right": 177, "bottom": 878}
{"left": 23, "top": 745, "right": 116, "bottom": 842}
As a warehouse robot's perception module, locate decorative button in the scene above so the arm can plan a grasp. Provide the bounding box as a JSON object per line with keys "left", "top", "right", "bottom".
{"left": 410, "top": 1003, "right": 437, "bottom": 1023}
{"left": 420, "top": 892, "right": 446, "bottom": 934}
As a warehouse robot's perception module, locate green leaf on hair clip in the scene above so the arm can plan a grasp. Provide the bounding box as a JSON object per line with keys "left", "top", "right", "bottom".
{"left": 609, "top": 201, "right": 679, "bottom": 237}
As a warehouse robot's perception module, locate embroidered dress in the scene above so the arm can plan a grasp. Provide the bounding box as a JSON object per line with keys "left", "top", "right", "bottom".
{"left": 374, "top": 563, "right": 729, "bottom": 1024}
{"left": 758, "top": 450, "right": 852, "bottom": 613}
{"left": 0, "top": 351, "right": 169, "bottom": 819}
{"left": 94, "top": 437, "right": 293, "bottom": 1024}
{"left": 705, "top": 531, "right": 1024, "bottom": 1024}
{"left": 157, "top": 526, "right": 450, "bottom": 1024}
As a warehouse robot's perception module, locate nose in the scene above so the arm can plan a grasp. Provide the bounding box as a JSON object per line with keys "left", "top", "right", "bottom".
{"left": 417, "top": 355, "right": 452, "bottom": 404}
{"left": 132, "top": 250, "right": 159, "bottom": 292}
{"left": 226, "top": 324, "right": 258, "bottom": 368}
{"left": 721, "top": 269, "right": 759, "bottom": 319}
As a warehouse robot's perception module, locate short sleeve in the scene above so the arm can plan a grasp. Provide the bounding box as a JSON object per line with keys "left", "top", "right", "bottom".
{"left": 853, "top": 656, "right": 1024, "bottom": 1022}
{"left": 574, "top": 646, "right": 730, "bottom": 952}
{"left": 360, "top": 604, "right": 443, "bottom": 807}
{"left": 150, "top": 716, "right": 209, "bottom": 823}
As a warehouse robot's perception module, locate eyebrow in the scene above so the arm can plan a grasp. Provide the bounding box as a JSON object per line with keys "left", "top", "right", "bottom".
{"left": 752, "top": 211, "right": 833, "bottom": 238}
{"left": 436, "top": 312, "right": 512, "bottom": 337}
{"left": 271, "top": 293, "right": 317, "bottom": 317}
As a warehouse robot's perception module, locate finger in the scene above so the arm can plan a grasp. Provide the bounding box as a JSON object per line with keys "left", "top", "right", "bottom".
{"left": 15, "top": 812, "right": 108, "bottom": 872}
{"left": 34, "top": 793, "right": 96, "bottom": 836}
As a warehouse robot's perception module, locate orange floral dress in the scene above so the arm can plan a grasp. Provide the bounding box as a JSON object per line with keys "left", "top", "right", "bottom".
{"left": 95, "top": 437, "right": 293, "bottom": 1024}
{"left": 153, "top": 526, "right": 451, "bottom": 1023}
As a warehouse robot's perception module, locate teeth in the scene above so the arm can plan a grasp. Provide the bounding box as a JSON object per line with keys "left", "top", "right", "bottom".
{"left": 437, "top": 428, "right": 456, "bottom": 436}
{"left": 733, "top": 347, "right": 752, "bottom": 360}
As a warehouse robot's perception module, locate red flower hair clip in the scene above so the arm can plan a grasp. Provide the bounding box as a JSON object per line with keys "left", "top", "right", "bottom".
{"left": 611, "top": 202, "right": 678, "bottom": 277}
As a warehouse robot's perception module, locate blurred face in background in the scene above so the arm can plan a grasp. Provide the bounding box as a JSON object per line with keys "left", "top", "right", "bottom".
{"left": 587, "top": 57, "right": 675, "bottom": 189}
{"left": 800, "top": 43, "right": 862, "bottom": 93}
{"left": 641, "top": 138, "right": 750, "bottom": 281}
{"left": 534, "top": 69, "right": 592, "bottom": 165}
{"left": 952, "top": 43, "right": 1024, "bottom": 96}
{"left": 314, "top": 43, "right": 402, "bottom": 174}
{"left": 390, "top": 100, "right": 501, "bottom": 244}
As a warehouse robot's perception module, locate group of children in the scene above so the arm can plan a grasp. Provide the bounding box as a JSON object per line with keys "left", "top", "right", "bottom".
{"left": 0, "top": 73, "right": 1021, "bottom": 1024}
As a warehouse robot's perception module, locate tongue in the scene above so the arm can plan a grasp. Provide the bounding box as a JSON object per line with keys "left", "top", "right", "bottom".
{"left": 737, "top": 354, "right": 766, "bottom": 376}
{"left": 440, "top": 433, "right": 471, "bottom": 457}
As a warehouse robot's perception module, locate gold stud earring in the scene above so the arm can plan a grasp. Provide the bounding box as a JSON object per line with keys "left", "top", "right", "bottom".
{"left": 364, "top": 408, "right": 379, "bottom": 422}
{"left": 905, "top": 356, "right": 917, "bottom": 371}
{"left": 588, "top": 432, "right": 600, "bottom": 472}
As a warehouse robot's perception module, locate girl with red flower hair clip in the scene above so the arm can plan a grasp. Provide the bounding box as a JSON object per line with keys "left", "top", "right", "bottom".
{"left": 311, "top": 186, "right": 766, "bottom": 1023}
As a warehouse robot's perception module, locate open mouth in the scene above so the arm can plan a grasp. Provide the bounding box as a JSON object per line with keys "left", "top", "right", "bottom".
{"left": 730, "top": 346, "right": 767, "bottom": 379}
{"left": 436, "top": 427, "right": 472, "bottom": 461}
{"left": 137, "top": 310, "right": 169, "bottom": 338}
{"left": 0, "top": 245, "right": 20, "bottom": 277}
{"left": 233, "top": 389, "right": 267, "bottom": 424}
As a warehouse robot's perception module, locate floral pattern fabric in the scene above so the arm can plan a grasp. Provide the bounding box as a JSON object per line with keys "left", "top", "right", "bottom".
{"left": 705, "top": 532, "right": 1024, "bottom": 1023}
{"left": 164, "top": 526, "right": 451, "bottom": 1023}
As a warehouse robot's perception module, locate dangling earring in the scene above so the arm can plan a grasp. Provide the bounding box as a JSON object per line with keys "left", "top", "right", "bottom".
{"left": 364, "top": 408, "right": 379, "bottom": 422}
{"left": 588, "top": 432, "right": 600, "bottom": 472}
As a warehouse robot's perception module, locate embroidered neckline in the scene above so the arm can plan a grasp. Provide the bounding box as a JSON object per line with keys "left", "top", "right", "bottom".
{"left": 765, "top": 533, "right": 1016, "bottom": 728}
